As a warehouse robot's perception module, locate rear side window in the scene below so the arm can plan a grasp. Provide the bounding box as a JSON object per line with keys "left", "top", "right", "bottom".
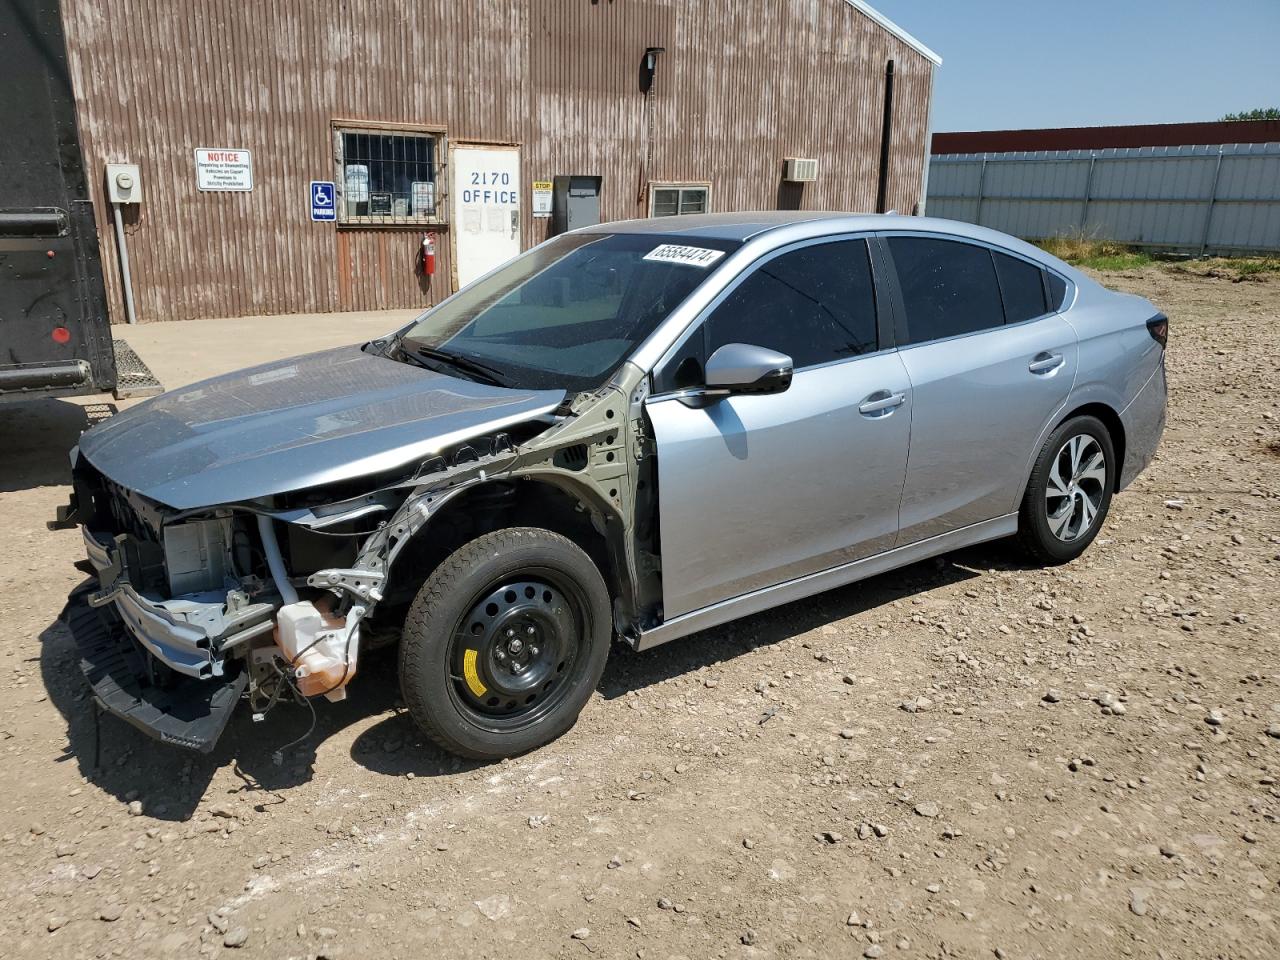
{"left": 994, "top": 252, "right": 1048, "bottom": 323}
{"left": 704, "top": 239, "right": 879, "bottom": 368}
{"left": 1046, "top": 272, "right": 1068, "bottom": 310}
{"left": 888, "top": 237, "right": 1004, "bottom": 345}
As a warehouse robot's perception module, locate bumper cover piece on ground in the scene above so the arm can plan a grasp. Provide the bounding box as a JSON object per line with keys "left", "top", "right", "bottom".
{"left": 65, "top": 588, "right": 245, "bottom": 753}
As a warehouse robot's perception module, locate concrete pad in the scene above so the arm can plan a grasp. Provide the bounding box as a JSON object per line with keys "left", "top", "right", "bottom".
{"left": 0, "top": 308, "right": 419, "bottom": 494}
{"left": 113, "top": 308, "right": 420, "bottom": 392}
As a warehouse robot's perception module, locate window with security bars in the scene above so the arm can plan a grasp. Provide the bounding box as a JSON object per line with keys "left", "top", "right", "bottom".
{"left": 649, "top": 183, "right": 710, "bottom": 217}
{"left": 334, "top": 125, "right": 445, "bottom": 225}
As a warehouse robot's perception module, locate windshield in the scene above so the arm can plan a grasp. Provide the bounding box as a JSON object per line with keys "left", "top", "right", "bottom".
{"left": 395, "top": 232, "right": 740, "bottom": 390}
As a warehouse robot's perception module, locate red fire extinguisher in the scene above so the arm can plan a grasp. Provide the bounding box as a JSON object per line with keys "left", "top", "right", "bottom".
{"left": 419, "top": 234, "right": 436, "bottom": 277}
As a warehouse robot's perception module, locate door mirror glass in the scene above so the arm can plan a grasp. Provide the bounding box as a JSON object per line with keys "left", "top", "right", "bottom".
{"left": 704, "top": 342, "right": 793, "bottom": 395}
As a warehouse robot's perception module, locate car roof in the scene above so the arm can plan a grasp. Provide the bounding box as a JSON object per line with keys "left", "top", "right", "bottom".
{"left": 580, "top": 211, "right": 853, "bottom": 241}
{"left": 578, "top": 211, "right": 1072, "bottom": 272}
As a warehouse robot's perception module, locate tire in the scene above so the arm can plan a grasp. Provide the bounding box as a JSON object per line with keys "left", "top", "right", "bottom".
{"left": 399, "top": 527, "right": 612, "bottom": 760}
{"left": 1017, "top": 415, "right": 1116, "bottom": 565}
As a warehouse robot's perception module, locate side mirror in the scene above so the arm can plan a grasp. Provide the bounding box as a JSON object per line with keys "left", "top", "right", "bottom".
{"left": 704, "top": 342, "right": 793, "bottom": 396}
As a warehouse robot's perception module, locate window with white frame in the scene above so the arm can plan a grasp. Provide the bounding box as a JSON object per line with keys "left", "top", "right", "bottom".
{"left": 334, "top": 123, "right": 445, "bottom": 225}
{"left": 649, "top": 183, "right": 710, "bottom": 217}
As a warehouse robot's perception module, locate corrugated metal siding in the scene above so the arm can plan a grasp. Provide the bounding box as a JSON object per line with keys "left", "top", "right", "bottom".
{"left": 61, "top": 0, "right": 934, "bottom": 323}
{"left": 928, "top": 143, "right": 1280, "bottom": 256}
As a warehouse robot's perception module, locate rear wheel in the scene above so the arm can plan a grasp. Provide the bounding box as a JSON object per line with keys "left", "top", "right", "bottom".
{"left": 1017, "top": 415, "right": 1115, "bottom": 564}
{"left": 399, "top": 527, "right": 611, "bottom": 760}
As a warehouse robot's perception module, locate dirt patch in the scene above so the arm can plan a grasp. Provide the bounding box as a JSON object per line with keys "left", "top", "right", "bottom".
{"left": 1, "top": 267, "right": 1277, "bottom": 959}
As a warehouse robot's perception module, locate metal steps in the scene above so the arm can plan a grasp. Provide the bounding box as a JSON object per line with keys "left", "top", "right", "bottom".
{"left": 112, "top": 339, "right": 163, "bottom": 400}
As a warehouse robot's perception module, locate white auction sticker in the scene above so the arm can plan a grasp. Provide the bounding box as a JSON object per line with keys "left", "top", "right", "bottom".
{"left": 642, "top": 244, "right": 726, "bottom": 268}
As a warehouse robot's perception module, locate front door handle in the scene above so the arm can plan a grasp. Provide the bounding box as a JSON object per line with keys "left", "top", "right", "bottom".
{"left": 858, "top": 390, "right": 906, "bottom": 416}
{"left": 1028, "top": 352, "right": 1065, "bottom": 375}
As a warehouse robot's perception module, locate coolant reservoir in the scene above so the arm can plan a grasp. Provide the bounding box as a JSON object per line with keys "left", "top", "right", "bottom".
{"left": 274, "top": 598, "right": 359, "bottom": 701}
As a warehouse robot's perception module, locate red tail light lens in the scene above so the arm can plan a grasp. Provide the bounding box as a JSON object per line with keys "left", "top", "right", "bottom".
{"left": 1146, "top": 314, "right": 1168, "bottom": 347}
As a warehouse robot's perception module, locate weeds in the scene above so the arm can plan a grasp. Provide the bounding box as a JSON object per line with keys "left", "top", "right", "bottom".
{"left": 1036, "top": 235, "right": 1152, "bottom": 271}
{"left": 1168, "top": 257, "right": 1280, "bottom": 282}
{"left": 1232, "top": 258, "right": 1280, "bottom": 278}
{"left": 1037, "top": 234, "right": 1277, "bottom": 278}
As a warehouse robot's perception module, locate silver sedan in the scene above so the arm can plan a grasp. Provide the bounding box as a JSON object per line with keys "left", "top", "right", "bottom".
{"left": 64, "top": 213, "right": 1167, "bottom": 759}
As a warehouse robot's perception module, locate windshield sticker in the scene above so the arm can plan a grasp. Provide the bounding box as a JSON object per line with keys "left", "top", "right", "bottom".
{"left": 642, "top": 244, "right": 726, "bottom": 268}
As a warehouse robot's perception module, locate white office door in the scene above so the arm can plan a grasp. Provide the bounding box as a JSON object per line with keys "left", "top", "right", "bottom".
{"left": 451, "top": 144, "right": 521, "bottom": 289}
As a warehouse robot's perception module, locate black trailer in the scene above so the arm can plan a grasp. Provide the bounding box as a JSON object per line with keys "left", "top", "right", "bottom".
{"left": 0, "top": 0, "right": 159, "bottom": 405}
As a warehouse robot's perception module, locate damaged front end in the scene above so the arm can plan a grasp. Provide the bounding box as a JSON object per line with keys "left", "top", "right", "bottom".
{"left": 54, "top": 362, "right": 654, "bottom": 754}
{"left": 57, "top": 477, "right": 270, "bottom": 751}
{"left": 54, "top": 466, "right": 367, "bottom": 752}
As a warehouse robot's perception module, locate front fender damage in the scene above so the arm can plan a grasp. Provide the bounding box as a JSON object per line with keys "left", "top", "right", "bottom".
{"left": 267, "top": 362, "right": 651, "bottom": 706}
{"left": 62, "top": 364, "right": 655, "bottom": 753}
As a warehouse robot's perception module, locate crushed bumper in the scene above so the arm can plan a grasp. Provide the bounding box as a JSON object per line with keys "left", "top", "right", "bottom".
{"left": 64, "top": 586, "right": 246, "bottom": 753}
{"left": 81, "top": 527, "right": 274, "bottom": 680}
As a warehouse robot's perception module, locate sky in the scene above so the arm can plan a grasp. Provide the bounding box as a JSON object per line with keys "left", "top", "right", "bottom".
{"left": 867, "top": 0, "right": 1280, "bottom": 131}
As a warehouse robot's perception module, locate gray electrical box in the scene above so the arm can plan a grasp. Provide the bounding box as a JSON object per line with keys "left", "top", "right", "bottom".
{"left": 105, "top": 163, "right": 141, "bottom": 204}
{"left": 552, "top": 176, "right": 601, "bottom": 234}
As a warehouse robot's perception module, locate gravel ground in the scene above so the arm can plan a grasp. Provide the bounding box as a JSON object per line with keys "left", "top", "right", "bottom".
{"left": 1, "top": 266, "right": 1277, "bottom": 960}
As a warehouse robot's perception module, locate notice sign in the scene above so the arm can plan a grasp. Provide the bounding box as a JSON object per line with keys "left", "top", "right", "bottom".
{"left": 532, "top": 180, "right": 553, "bottom": 218}
{"left": 412, "top": 181, "right": 436, "bottom": 216}
{"left": 194, "top": 148, "right": 253, "bottom": 191}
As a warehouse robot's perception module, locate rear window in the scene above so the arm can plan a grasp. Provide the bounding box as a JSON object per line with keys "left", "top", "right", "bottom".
{"left": 888, "top": 237, "right": 1004, "bottom": 345}
{"left": 994, "top": 252, "right": 1048, "bottom": 324}
{"left": 1046, "top": 272, "right": 1068, "bottom": 310}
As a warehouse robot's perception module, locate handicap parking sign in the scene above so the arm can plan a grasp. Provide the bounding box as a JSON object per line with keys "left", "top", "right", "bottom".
{"left": 310, "top": 180, "right": 336, "bottom": 221}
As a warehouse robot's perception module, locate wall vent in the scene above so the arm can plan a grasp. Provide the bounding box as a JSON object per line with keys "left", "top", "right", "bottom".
{"left": 783, "top": 157, "right": 818, "bottom": 182}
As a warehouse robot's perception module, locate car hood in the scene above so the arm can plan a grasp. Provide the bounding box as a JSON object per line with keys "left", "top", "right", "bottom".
{"left": 77, "top": 345, "right": 565, "bottom": 509}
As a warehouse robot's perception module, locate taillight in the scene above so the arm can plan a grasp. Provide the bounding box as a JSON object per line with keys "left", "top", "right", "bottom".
{"left": 1146, "top": 314, "right": 1168, "bottom": 348}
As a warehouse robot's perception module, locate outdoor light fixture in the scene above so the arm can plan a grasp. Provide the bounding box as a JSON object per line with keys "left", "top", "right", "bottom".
{"left": 640, "top": 46, "right": 665, "bottom": 93}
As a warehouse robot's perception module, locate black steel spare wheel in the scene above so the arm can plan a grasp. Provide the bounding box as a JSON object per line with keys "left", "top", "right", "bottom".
{"left": 451, "top": 575, "right": 582, "bottom": 728}
{"left": 400, "top": 527, "right": 612, "bottom": 760}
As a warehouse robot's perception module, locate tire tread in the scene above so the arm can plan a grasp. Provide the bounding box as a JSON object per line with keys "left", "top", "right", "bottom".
{"left": 1016, "top": 415, "right": 1115, "bottom": 566}
{"left": 399, "top": 527, "right": 608, "bottom": 760}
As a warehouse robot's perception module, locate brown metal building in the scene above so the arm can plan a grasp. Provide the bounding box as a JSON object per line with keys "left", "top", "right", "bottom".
{"left": 59, "top": 0, "right": 940, "bottom": 324}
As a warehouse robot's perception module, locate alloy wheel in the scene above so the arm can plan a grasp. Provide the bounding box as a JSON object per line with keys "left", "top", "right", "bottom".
{"left": 1045, "top": 434, "right": 1107, "bottom": 542}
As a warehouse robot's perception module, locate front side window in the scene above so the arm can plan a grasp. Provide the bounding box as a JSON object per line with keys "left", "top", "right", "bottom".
{"left": 888, "top": 237, "right": 1005, "bottom": 345}
{"left": 395, "top": 233, "right": 738, "bottom": 390}
{"left": 335, "top": 125, "right": 443, "bottom": 225}
{"left": 650, "top": 183, "right": 710, "bottom": 217}
{"left": 704, "top": 239, "right": 879, "bottom": 368}
{"left": 994, "top": 251, "right": 1048, "bottom": 324}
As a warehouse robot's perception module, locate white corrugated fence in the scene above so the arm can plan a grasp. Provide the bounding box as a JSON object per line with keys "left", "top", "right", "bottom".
{"left": 926, "top": 143, "right": 1280, "bottom": 255}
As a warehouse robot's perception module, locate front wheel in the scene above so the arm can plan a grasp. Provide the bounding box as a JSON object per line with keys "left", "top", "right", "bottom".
{"left": 399, "top": 527, "right": 612, "bottom": 760}
{"left": 1017, "top": 415, "right": 1116, "bottom": 565}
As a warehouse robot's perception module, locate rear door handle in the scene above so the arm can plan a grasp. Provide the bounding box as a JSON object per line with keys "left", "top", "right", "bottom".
{"left": 858, "top": 390, "right": 906, "bottom": 416}
{"left": 1028, "top": 352, "right": 1065, "bottom": 375}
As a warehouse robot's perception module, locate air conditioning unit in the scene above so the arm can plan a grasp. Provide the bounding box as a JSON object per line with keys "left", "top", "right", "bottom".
{"left": 783, "top": 157, "right": 818, "bottom": 182}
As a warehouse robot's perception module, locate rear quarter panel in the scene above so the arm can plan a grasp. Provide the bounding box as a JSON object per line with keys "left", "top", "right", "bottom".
{"left": 1058, "top": 280, "right": 1166, "bottom": 488}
